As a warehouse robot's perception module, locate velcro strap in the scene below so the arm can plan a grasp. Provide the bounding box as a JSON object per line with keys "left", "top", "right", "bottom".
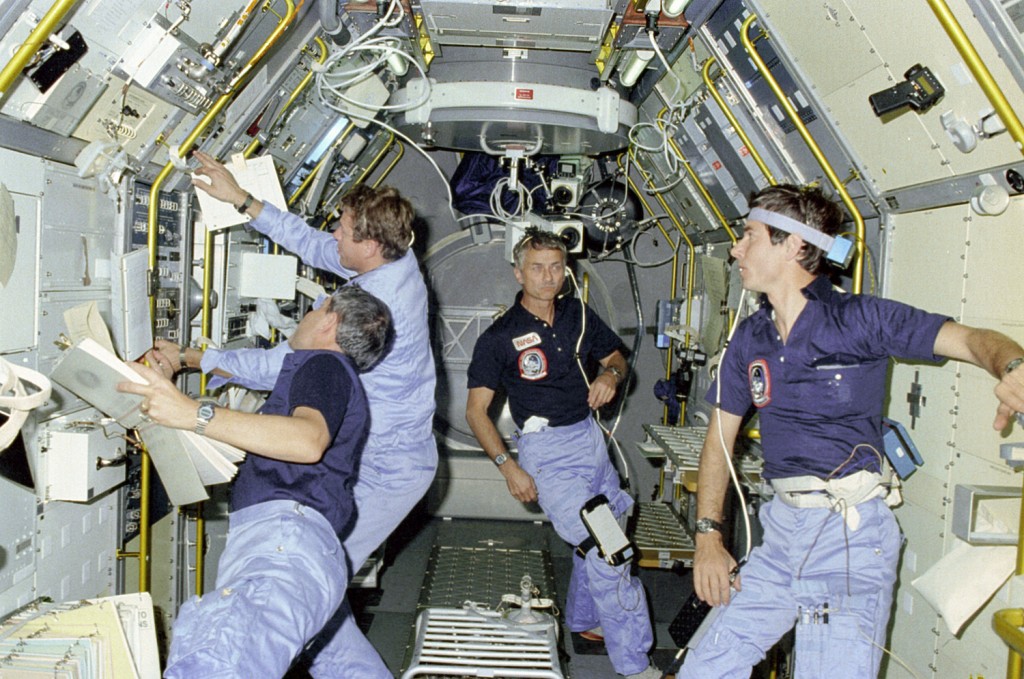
{"left": 575, "top": 535, "right": 597, "bottom": 559}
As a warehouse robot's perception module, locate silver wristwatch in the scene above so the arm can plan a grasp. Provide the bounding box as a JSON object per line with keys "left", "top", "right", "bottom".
{"left": 493, "top": 453, "right": 509, "bottom": 467}
{"left": 195, "top": 400, "right": 216, "bottom": 435}
{"left": 695, "top": 517, "right": 724, "bottom": 534}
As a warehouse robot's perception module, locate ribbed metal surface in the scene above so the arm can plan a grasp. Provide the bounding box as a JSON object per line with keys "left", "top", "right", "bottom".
{"left": 632, "top": 501, "right": 695, "bottom": 568}
{"left": 401, "top": 607, "right": 563, "bottom": 679}
{"left": 418, "top": 545, "right": 556, "bottom": 611}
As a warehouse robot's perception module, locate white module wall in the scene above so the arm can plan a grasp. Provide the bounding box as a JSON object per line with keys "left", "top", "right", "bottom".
{"left": 884, "top": 200, "right": 1024, "bottom": 677}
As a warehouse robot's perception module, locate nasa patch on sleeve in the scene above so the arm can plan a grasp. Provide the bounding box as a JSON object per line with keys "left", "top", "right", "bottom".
{"left": 518, "top": 348, "right": 548, "bottom": 381}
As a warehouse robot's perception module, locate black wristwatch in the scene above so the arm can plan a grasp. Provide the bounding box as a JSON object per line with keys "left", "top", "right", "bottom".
{"left": 695, "top": 517, "right": 724, "bottom": 534}
{"left": 235, "top": 193, "right": 255, "bottom": 214}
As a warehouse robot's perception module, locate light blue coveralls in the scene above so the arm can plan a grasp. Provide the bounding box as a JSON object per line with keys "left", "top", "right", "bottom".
{"left": 681, "top": 276, "right": 950, "bottom": 677}
{"left": 467, "top": 292, "right": 654, "bottom": 676}
{"left": 201, "top": 202, "right": 438, "bottom": 677}
{"left": 165, "top": 350, "right": 365, "bottom": 678}
{"left": 517, "top": 417, "right": 654, "bottom": 676}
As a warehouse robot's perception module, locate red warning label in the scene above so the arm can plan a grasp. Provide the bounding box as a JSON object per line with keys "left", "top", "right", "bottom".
{"left": 515, "top": 88, "right": 534, "bottom": 100}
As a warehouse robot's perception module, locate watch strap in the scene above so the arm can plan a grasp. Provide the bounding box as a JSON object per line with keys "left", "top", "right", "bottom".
{"left": 695, "top": 517, "right": 724, "bottom": 534}
{"left": 235, "top": 193, "right": 255, "bottom": 214}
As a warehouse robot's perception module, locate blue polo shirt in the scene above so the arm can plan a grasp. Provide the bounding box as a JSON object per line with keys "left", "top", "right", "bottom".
{"left": 230, "top": 350, "right": 369, "bottom": 535}
{"left": 710, "top": 276, "right": 950, "bottom": 480}
{"left": 468, "top": 292, "right": 624, "bottom": 429}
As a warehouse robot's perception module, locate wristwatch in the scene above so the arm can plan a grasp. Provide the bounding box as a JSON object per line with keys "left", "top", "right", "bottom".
{"left": 235, "top": 193, "right": 255, "bottom": 214}
{"left": 605, "top": 365, "right": 625, "bottom": 383}
{"left": 1005, "top": 357, "right": 1024, "bottom": 375}
{"left": 493, "top": 453, "right": 509, "bottom": 467}
{"left": 195, "top": 399, "right": 217, "bottom": 435}
{"left": 695, "top": 517, "right": 724, "bottom": 534}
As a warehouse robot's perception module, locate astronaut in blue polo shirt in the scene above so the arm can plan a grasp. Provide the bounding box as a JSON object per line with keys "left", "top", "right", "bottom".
{"left": 120, "top": 286, "right": 392, "bottom": 678}
{"left": 466, "top": 230, "right": 659, "bottom": 679}
{"left": 681, "top": 184, "right": 1024, "bottom": 678}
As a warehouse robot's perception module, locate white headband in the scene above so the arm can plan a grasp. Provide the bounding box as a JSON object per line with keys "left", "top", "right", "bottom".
{"left": 747, "top": 208, "right": 834, "bottom": 252}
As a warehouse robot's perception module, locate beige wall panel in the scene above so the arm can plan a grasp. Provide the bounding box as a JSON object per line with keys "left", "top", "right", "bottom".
{"left": 889, "top": 503, "right": 943, "bottom": 676}
{"left": 960, "top": 199, "right": 1024, "bottom": 339}
{"left": 841, "top": 0, "right": 1024, "bottom": 176}
{"left": 754, "top": 2, "right": 881, "bottom": 98}
{"left": 900, "top": 460, "right": 951, "bottom": 520}
{"left": 884, "top": 207, "right": 967, "bottom": 318}
{"left": 953, "top": 369, "right": 1021, "bottom": 462}
{"left": 889, "top": 361, "right": 958, "bottom": 467}
{"left": 760, "top": 0, "right": 1024, "bottom": 192}
{"left": 821, "top": 74, "right": 950, "bottom": 191}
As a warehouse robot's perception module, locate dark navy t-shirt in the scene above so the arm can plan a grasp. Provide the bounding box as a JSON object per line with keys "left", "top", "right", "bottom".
{"left": 468, "top": 292, "right": 624, "bottom": 429}
{"left": 230, "top": 350, "right": 369, "bottom": 535}
{"left": 709, "top": 276, "right": 950, "bottom": 480}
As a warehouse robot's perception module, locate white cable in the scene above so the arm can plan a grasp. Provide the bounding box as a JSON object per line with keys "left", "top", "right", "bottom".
{"left": 648, "top": 28, "right": 684, "bottom": 106}
{"left": 714, "top": 289, "right": 753, "bottom": 562}
{"left": 334, "top": 108, "right": 459, "bottom": 223}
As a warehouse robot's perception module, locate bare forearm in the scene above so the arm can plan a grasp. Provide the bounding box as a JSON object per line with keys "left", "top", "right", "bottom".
{"left": 935, "top": 323, "right": 1024, "bottom": 378}
{"left": 466, "top": 408, "right": 508, "bottom": 461}
{"left": 203, "top": 408, "right": 327, "bottom": 463}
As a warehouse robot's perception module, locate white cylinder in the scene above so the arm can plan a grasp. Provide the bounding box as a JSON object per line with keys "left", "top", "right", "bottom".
{"left": 618, "top": 49, "right": 656, "bottom": 88}
{"left": 385, "top": 45, "right": 409, "bottom": 77}
{"left": 662, "top": 0, "right": 692, "bottom": 18}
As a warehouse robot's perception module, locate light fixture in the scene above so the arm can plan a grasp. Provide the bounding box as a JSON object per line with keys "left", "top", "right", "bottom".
{"left": 662, "top": 0, "right": 693, "bottom": 18}
{"left": 618, "top": 49, "right": 656, "bottom": 87}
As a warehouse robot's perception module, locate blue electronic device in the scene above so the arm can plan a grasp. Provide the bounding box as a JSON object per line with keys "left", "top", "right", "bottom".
{"left": 881, "top": 418, "right": 924, "bottom": 479}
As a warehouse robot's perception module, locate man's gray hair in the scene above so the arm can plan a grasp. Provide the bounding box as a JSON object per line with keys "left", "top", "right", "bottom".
{"left": 324, "top": 286, "right": 393, "bottom": 371}
{"left": 512, "top": 229, "right": 567, "bottom": 270}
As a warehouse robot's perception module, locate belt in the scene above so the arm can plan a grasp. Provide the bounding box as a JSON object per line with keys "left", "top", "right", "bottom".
{"left": 770, "top": 469, "right": 889, "bottom": 509}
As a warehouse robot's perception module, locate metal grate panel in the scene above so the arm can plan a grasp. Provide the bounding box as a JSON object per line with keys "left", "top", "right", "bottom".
{"left": 418, "top": 545, "right": 556, "bottom": 611}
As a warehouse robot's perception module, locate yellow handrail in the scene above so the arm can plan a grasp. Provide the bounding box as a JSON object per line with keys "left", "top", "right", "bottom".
{"left": 288, "top": 122, "right": 357, "bottom": 207}
{"left": 372, "top": 141, "right": 405, "bottom": 188}
{"left": 926, "top": 0, "right": 1024, "bottom": 157}
{"left": 702, "top": 57, "right": 778, "bottom": 186}
{"left": 621, "top": 163, "right": 679, "bottom": 425}
{"left": 356, "top": 131, "right": 396, "bottom": 185}
{"left": 149, "top": 0, "right": 298, "bottom": 321}
{"left": 0, "top": 0, "right": 80, "bottom": 98}
{"left": 144, "top": 0, "right": 297, "bottom": 599}
{"left": 626, "top": 150, "right": 698, "bottom": 423}
{"left": 244, "top": 36, "right": 330, "bottom": 158}
{"left": 656, "top": 108, "right": 738, "bottom": 243}
{"left": 740, "top": 14, "right": 865, "bottom": 294}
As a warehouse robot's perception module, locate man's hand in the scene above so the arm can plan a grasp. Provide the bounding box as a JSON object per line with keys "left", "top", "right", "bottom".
{"left": 994, "top": 365, "right": 1024, "bottom": 431}
{"left": 500, "top": 460, "right": 538, "bottom": 503}
{"left": 587, "top": 371, "right": 618, "bottom": 410}
{"left": 191, "top": 150, "right": 248, "bottom": 207}
{"left": 693, "top": 532, "right": 740, "bottom": 607}
{"left": 117, "top": 363, "right": 197, "bottom": 430}
{"left": 145, "top": 338, "right": 182, "bottom": 378}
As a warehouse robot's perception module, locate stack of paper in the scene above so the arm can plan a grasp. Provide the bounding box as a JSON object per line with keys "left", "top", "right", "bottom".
{"left": 50, "top": 338, "right": 245, "bottom": 505}
{"left": 0, "top": 593, "right": 159, "bottom": 678}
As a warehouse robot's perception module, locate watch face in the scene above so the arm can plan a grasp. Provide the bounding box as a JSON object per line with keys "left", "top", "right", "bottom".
{"left": 198, "top": 403, "right": 215, "bottom": 420}
{"left": 696, "top": 518, "right": 722, "bottom": 533}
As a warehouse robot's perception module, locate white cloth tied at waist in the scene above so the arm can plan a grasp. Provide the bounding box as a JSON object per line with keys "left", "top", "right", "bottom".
{"left": 770, "top": 469, "right": 890, "bottom": 509}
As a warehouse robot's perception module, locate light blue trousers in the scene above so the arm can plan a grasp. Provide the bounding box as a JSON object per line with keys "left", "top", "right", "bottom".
{"left": 518, "top": 417, "right": 654, "bottom": 676}
{"left": 680, "top": 496, "right": 901, "bottom": 678}
{"left": 165, "top": 501, "right": 347, "bottom": 679}
{"left": 307, "top": 442, "right": 438, "bottom": 678}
